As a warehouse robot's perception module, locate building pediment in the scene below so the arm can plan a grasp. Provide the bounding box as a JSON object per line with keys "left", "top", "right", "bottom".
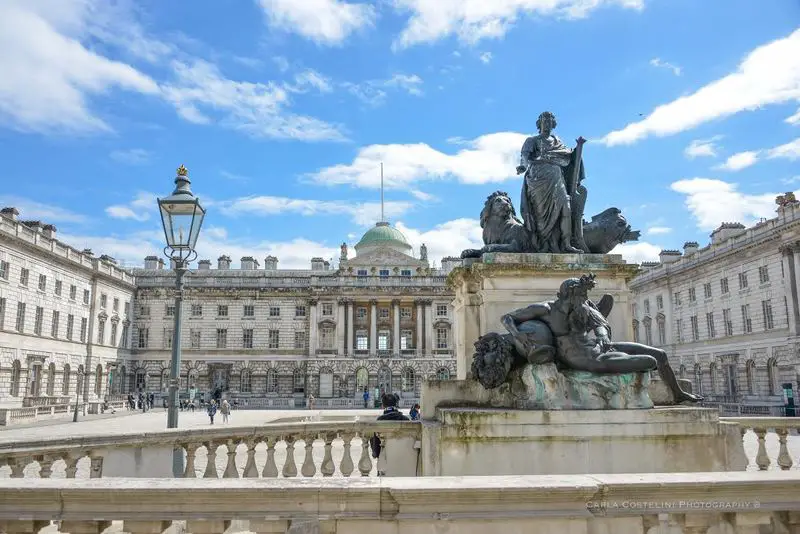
{"left": 341, "top": 247, "right": 426, "bottom": 268}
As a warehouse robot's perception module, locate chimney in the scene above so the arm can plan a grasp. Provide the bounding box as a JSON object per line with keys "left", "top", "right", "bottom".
{"left": 144, "top": 256, "right": 159, "bottom": 269}
{"left": 640, "top": 261, "right": 661, "bottom": 270}
{"left": 264, "top": 255, "right": 278, "bottom": 270}
{"left": 158, "top": 258, "right": 165, "bottom": 270}
{"left": 311, "top": 257, "right": 325, "bottom": 271}
{"left": 82, "top": 248, "right": 94, "bottom": 256}
{"left": 42, "top": 224, "right": 57, "bottom": 239}
{"left": 23, "top": 221, "right": 43, "bottom": 233}
{"left": 440, "top": 256, "right": 462, "bottom": 274}
{"left": 323, "top": 260, "right": 330, "bottom": 271}
{"left": 710, "top": 222, "right": 746, "bottom": 246}
{"left": 218, "top": 255, "right": 231, "bottom": 270}
{"left": 0, "top": 207, "right": 19, "bottom": 221}
{"left": 100, "top": 254, "right": 117, "bottom": 265}
{"left": 241, "top": 256, "right": 259, "bottom": 270}
{"left": 198, "top": 259, "right": 211, "bottom": 270}
{"left": 683, "top": 241, "right": 699, "bottom": 257}
{"left": 659, "top": 250, "right": 682, "bottom": 265}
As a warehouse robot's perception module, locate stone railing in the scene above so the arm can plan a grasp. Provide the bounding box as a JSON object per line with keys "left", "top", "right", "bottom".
{"left": 0, "top": 421, "right": 421, "bottom": 479}
{"left": 0, "top": 404, "right": 73, "bottom": 426}
{"left": 722, "top": 417, "right": 800, "bottom": 471}
{"left": 22, "top": 396, "right": 71, "bottom": 407}
{"left": 0, "top": 472, "right": 798, "bottom": 534}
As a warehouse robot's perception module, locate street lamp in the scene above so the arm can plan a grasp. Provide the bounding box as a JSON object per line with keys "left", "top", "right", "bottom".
{"left": 72, "top": 367, "right": 85, "bottom": 423}
{"left": 157, "top": 164, "right": 206, "bottom": 477}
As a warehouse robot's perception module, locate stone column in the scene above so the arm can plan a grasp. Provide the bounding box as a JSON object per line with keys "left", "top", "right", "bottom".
{"left": 392, "top": 299, "right": 401, "bottom": 355}
{"left": 336, "top": 299, "right": 346, "bottom": 355}
{"left": 415, "top": 300, "right": 424, "bottom": 355}
{"left": 308, "top": 299, "right": 318, "bottom": 356}
{"left": 425, "top": 300, "right": 434, "bottom": 355}
{"left": 369, "top": 299, "right": 378, "bottom": 355}
{"left": 783, "top": 244, "right": 800, "bottom": 336}
{"left": 346, "top": 300, "right": 354, "bottom": 355}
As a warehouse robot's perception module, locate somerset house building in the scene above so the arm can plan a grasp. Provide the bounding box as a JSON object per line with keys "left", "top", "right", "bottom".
{"left": 0, "top": 205, "right": 458, "bottom": 412}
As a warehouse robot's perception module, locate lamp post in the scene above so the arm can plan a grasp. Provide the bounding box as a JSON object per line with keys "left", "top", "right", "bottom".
{"left": 72, "top": 367, "right": 85, "bottom": 423}
{"left": 157, "top": 164, "right": 206, "bottom": 477}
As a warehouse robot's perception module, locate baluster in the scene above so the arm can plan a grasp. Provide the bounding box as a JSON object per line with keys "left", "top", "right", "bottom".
{"left": 776, "top": 428, "right": 793, "bottom": 471}
{"left": 754, "top": 428, "right": 770, "bottom": 470}
{"left": 320, "top": 432, "right": 336, "bottom": 477}
{"left": 122, "top": 520, "right": 171, "bottom": 534}
{"left": 243, "top": 439, "right": 259, "bottom": 478}
{"left": 60, "top": 520, "right": 112, "bottom": 534}
{"left": 186, "top": 519, "right": 231, "bottom": 534}
{"left": 203, "top": 442, "right": 218, "bottom": 478}
{"left": 36, "top": 455, "right": 54, "bottom": 478}
{"left": 0, "top": 520, "right": 50, "bottom": 534}
{"left": 357, "top": 432, "right": 373, "bottom": 476}
{"left": 223, "top": 439, "right": 239, "bottom": 478}
{"left": 88, "top": 455, "right": 103, "bottom": 478}
{"left": 339, "top": 432, "right": 354, "bottom": 477}
{"left": 9, "top": 458, "right": 26, "bottom": 478}
{"left": 184, "top": 443, "right": 198, "bottom": 478}
{"left": 63, "top": 454, "right": 80, "bottom": 479}
{"left": 262, "top": 437, "right": 278, "bottom": 478}
{"left": 301, "top": 434, "right": 317, "bottom": 477}
{"left": 282, "top": 435, "right": 297, "bottom": 478}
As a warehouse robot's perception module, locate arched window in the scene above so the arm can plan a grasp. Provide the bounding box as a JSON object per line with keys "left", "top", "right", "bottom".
{"left": 187, "top": 370, "right": 198, "bottom": 392}
{"left": 94, "top": 365, "right": 103, "bottom": 396}
{"left": 643, "top": 318, "right": 653, "bottom": 346}
{"left": 436, "top": 368, "right": 451, "bottom": 381}
{"left": 378, "top": 366, "right": 392, "bottom": 392}
{"left": 746, "top": 359, "right": 756, "bottom": 395}
{"left": 240, "top": 368, "right": 252, "bottom": 393}
{"left": 709, "top": 362, "right": 718, "bottom": 395}
{"left": 401, "top": 367, "right": 416, "bottom": 393}
{"left": 632, "top": 320, "right": 640, "bottom": 343}
{"left": 10, "top": 360, "right": 21, "bottom": 397}
{"left": 160, "top": 369, "right": 170, "bottom": 392}
{"left": 768, "top": 358, "right": 779, "bottom": 396}
{"left": 355, "top": 367, "right": 369, "bottom": 391}
{"left": 293, "top": 368, "right": 305, "bottom": 394}
{"left": 656, "top": 314, "right": 667, "bottom": 346}
{"left": 135, "top": 369, "right": 146, "bottom": 392}
{"left": 46, "top": 363, "right": 56, "bottom": 396}
{"left": 62, "top": 364, "right": 71, "bottom": 395}
{"left": 319, "top": 368, "right": 333, "bottom": 398}
{"left": 266, "top": 369, "right": 278, "bottom": 394}
{"left": 693, "top": 363, "right": 703, "bottom": 396}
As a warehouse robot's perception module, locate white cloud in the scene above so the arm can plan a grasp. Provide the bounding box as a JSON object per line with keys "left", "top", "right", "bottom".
{"left": 391, "top": 0, "right": 643, "bottom": 49}
{"left": 649, "top": 57, "right": 681, "bottom": 76}
{"left": 410, "top": 190, "right": 437, "bottom": 201}
{"left": 257, "top": 0, "right": 375, "bottom": 45}
{"left": 610, "top": 241, "right": 662, "bottom": 264}
{"left": 395, "top": 218, "right": 482, "bottom": 265}
{"left": 646, "top": 226, "right": 672, "bottom": 235}
{"left": 602, "top": 28, "right": 800, "bottom": 146}
{"left": 0, "top": 195, "right": 87, "bottom": 224}
{"left": 343, "top": 73, "right": 424, "bottom": 106}
{"left": 714, "top": 137, "right": 800, "bottom": 171}
{"left": 308, "top": 131, "right": 526, "bottom": 189}
{"left": 0, "top": 0, "right": 160, "bottom": 133}
{"left": 286, "top": 69, "right": 333, "bottom": 93}
{"left": 273, "top": 56, "right": 290, "bottom": 72}
{"left": 670, "top": 178, "right": 788, "bottom": 231}
{"left": 684, "top": 136, "right": 722, "bottom": 159}
{"left": 162, "top": 60, "right": 346, "bottom": 141}
{"left": 110, "top": 148, "right": 151, "bottom": 165}
{"left": 219, "top": 170, "right": 250, "bottom": 182}
{"left": 105, "top": 191, "right": 157, "bottom": 222}
{"left": 479, "top": 52, "right": 493, "bottom": 64}
{"left": 787, "top": 107, "right": 800, "bottom": 125}
{"left": 219, "top": 196, "right": 414, "bottom": 226}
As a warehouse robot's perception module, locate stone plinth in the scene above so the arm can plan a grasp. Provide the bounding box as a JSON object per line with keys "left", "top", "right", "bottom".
{"left": 449, "top": 252, "right": 638, "bottom": 380}
{"left": 421, "top": 407, "right": 747, "bottom": 477}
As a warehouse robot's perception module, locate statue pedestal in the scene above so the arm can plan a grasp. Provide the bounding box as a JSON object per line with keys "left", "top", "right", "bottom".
{"left": 449, "top": 252, "right": 638, "bottom": 380}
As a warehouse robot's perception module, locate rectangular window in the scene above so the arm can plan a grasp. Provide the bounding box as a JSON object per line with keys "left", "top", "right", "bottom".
{"left": 295, "top": 305, "right": 306, "bottom": 317}
{"left": 690, "top": 315, "right": 699, "bottom": 341}
{"left": 720, "top": 277, "right": 729, "bottom": 294}
{"left": 113, "top": 298, "right": 119, "bottom": 312}
{"left": 723, "top": 309, "right": 733, "bottom": 336}
{"left": 322, "top": 326, "right": 336, "bottom": 349}
{"left": 34, "top": 306, "right": 43, "bottom": 335}
{"left": 124, "top": 301, "right": 130, "bottom": 315}
{"left": 269, "top": 306, "right": 280, "bottom": 317}
{"left": 738, "top": 271, "right": 748, "bottom": 289}
{"left": 294, "top": 331, "right": 306, "bottom": 349}
{"left": 216, "top": 329, "right": 228, "bottom": 348}
{"left": 55, "top": 280, "right": 62, "bottom": 296}
{"left": 120, "top": 324, "right": 129, "bottom": 348}
{"left": 322, "top": 302, "right": 333, "bottom": 316}
{"left": 688, "top": 287, "right": 696, "bottom": 303}
{"left": 674, "top": 292, "right": 682, "bottom": 306}
{"left": 100, "top": 293, "right": 107, "bottom": 308}
{"left": 401, "top": 329, "right": 413, "bottom": 350}
{"left": 357, "top": 269, "right": 368, "bottom": 277}
{"left": 400, "top": 307, "right": 412, "bottom": 319}
{"left": 741, "top": 304, "right": 752, "bottom": 333}
{"left": 110, "top": 322, "right": 117, "bottom": 346}
{"left": 379, "top": 307, "right": 390, "bottom": 319}
{"left": 706, "top": 312, "right": 715, "bottom": 338}
{"left": 643, "top": 299, "right": 650, "bottom": 315}
{"left": 139, "top": 305, "right": 150, "bottom": 317}
{"left": 703, "top": 283, "right": 712, "bottom": 299}
{"left": 657, "top": 321, "right": 666, "bottom": 345}
{"left": 190, "top": 329, "right": 201, "bottom": 349}
{"left": 138, "top": 327, "right": 149, "bottom": 348}
{"left": 676, "top": 318, "right": 683, "bottom": 343}
{"left": 0, "top": 260, "right": 8, "bottom": 280}
{"left": 436, "top": 328, "right": 448, "bottom": 349}
{"left": 268, "top": 329, "right": 279, "bottom": 349}
{"left": 762, "top": 300, "right": 774, "bottom": 330}
{"left": 16, "top": 302, "right": 26, "bottom": 332}
{"left": 401, "top": 269, "right": 412, "bottom": 277}
{"left": 243, "top": 304, "right": 254, "bottom": 317}
{"left": 759, "top": 266, "right": 769, "bottom": 284}
{"left": 51, "top": 311, "right": 59, "bottom": 338}
{"left": 97, "top": 320, "right": 105, "bottom": 344}
{"left": 191, "top": 304, "right": 202, "bottom": 317}
{"left": 70, "top": 285, "right": 77, "bottom": 300}
{"left": 436, "top": 304, "right": 448, "bottom": 316}
{"left": 356, "top": 307, "right": 367, "bottom": 319}
{"left": 377, "top": 330, "right": 389, "bottom": 351}
{"left": 243, "top": 328, "right": 254, "bottom": 348}
{"left": 38, "top": 274, "right": 46, "bottom": 292}
{"left": 20, "top": 268, "right": 29, "bottom": 286}
{"left": 66, "top": 314, "right": 74, "bottom": 340}
{"left": 379, "top": 269, "right": 390, "bottom": 278}
{"left": 218, "top": 305, "right": 228, "bottom": 317}
{"left": 165, "top": 305, "right": 175, "bottom": 317}
{"left": 163, "top": 328, "right": 173, "bottom": 349}
{"left": 80, "top": 317, "right": 87, "bottom": 342}
{"left": 656, "top": 295, "right": 663, "bottom": 310}
{"left": 0, "top": 298, "right": 6, "bottom": 329}
{"left": 356, "top": 333, "right": 368, "bottom": 351}
{"left": 83, "top": 289, "right": 90, "bottom": 304}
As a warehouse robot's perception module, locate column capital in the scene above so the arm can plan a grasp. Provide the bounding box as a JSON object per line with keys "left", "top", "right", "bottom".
{"left": 391, "top": 298, "right": 401, "bottom": 306}
{"left": 369, "top": 298, "right": 378, "bottom": 306}
{"left": 337, "top": 297, "right": 352, "bottom": 304}
{"left": 308, "top": 298, "right": 319, "bottom": 306}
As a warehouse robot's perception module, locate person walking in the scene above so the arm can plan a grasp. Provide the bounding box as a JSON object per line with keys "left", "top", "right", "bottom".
{"left": 308, "top": 394, "right": 315, "bottom": 410}
{"left": 363, "top": 388, "right": 369, "bottom": 408}
{"left": 207, "top": 400, "right": 217, "bottom": 425}
{"left": 221, "top": 399, "right": 230, "bottom": 424}
{"left": 409, "top": 403, "right": 420, "bottom": 421}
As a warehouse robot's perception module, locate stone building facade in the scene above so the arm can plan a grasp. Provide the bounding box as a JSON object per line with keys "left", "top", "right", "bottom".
{"left": 0, "top": 208, "right": 136, "bottom": 409}
{"left": 629, "top": 198, "right": 800, "bottom": 411}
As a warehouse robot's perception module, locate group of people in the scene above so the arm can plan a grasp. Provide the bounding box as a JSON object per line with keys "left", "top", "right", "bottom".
{"left": 206, "top": 399, "right": 232, "bottom": 425}
{"left": 126, "top": 392, "right": 155, "bottom": 412}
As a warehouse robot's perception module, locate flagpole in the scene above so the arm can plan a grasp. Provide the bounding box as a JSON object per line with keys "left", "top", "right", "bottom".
{"left": 380, "top": 162, "right": 385, "bottom": 222}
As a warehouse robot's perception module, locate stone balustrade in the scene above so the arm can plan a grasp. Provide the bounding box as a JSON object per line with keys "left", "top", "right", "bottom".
{"left": 0, "top": 421, "right": 421, "bottom": 479}
{"left": 722, "top": 417, "right": 800, "bottom": 471}
{"left": 21, "top": 396, "right": 72, "bottom": 408}
{"left": 0, "top": 472, "right": 798, "bottom": 534}
{"left": 0, "top": 404, "right": 73, "bottom": 427}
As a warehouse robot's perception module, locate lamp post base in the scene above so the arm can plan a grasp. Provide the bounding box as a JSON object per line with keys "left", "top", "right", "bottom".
{"left": 173, "top": 448, "right": 185, "bottom": 477}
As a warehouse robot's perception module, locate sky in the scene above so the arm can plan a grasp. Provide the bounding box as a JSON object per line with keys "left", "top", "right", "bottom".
{"left": 0, "top": 0, "right": 798, "bottom": 269}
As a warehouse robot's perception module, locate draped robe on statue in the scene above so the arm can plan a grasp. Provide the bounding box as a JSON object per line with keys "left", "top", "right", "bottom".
{"left": 519, "top": 134, "right": 585, "bottom": 253}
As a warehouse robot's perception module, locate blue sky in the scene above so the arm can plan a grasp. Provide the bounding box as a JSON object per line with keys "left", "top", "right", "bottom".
{"left": 0, "top": 0, "right": 798, "bottom": 268}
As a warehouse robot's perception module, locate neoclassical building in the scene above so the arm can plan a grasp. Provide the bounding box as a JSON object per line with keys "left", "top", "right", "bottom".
{"left": 0, "top": 207, "right": 458, "bottom": 411}
{"left": 629, "top": 196, "right": 800, "bottom": 412}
